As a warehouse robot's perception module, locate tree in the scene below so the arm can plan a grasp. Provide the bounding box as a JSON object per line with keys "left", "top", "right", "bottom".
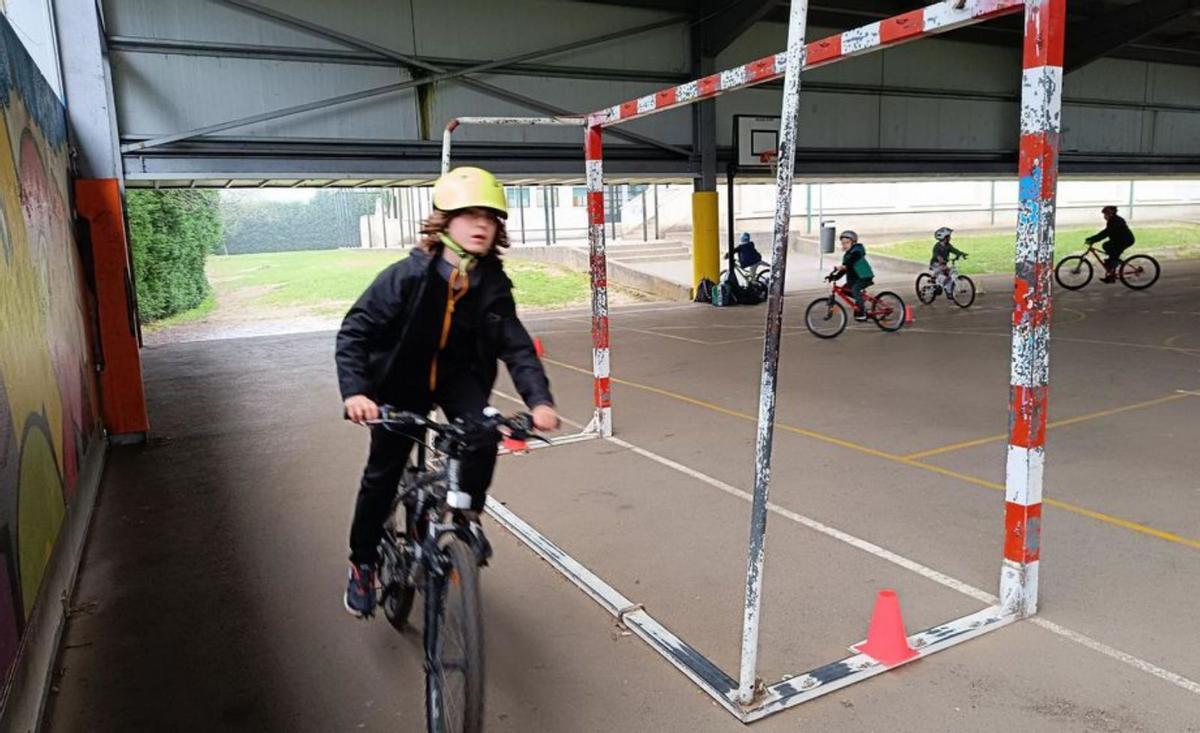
{"left": 126, "top": 190, "right": 221, "bottom": 323}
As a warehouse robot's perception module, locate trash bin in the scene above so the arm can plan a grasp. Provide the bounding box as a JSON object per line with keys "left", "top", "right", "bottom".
{"left": 820, "top": 223, "right": 836, "bottom": 254}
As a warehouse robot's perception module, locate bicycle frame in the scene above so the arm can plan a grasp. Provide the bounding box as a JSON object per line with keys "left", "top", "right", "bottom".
{"left": 828, "top": 281, "right": 882, "bottom": 311}
{"left": 1077, "top": 242, "right": 1118, "bottom": 271}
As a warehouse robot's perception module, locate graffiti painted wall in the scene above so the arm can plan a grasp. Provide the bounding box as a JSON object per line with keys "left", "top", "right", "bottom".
{"left": 0, "top": 15, "right": 102, "bottom": 687}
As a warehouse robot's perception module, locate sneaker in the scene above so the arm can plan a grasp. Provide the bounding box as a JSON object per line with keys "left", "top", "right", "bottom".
{"left": 854, "top": 312, "right": 868, "bottom": 322}
{"left": 344, "top": 563, "right": 376, "bottom": 618}
{"left": 1100, "top": 275, "right": 1116, "bottom": 283}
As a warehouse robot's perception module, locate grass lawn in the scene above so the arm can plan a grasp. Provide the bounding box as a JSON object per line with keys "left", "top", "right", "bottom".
{"left": 142, "top": 292, "right": 216, "bottom": 332}
{"left": 205, "top": 249, "right": 591, "bottom": 313}
{"left": 874, "top": 224, "right": 1200, "bottom": 274}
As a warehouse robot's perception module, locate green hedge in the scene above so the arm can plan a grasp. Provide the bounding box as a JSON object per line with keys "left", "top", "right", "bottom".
{"left": 219, "top": 189, "right": 381, "bottom": 254}
{"left": 126, "top": 190, "right": 221, "bottom": 323}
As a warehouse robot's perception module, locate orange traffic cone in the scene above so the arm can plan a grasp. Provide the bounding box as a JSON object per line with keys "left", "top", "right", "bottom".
{"left": 503, "top": 436, "right": 529, "bottom": 453}
{"left": 533, "top": 336, "right": 545, "bottom": 358}
{"left": 851, "top": 589, "right": 918, "bottom": 666}
{"left": 904, "top": 304, "right": 914, "bottom": 325}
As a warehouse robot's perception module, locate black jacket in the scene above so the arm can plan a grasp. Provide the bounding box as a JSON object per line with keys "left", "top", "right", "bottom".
{"left": 1086, "top": 215, "right": 1135, "bottom": 250}
{"left": 335, "top": 249, "right": 553, "bottom": 409}
{"left": 930, "top": 240, "right": 964, "bottom": 265}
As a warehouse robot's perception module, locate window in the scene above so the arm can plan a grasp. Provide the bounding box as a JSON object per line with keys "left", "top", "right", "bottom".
{"left": 572, "top": 186, "right": 588, "bottom": 207}
{"left": 505, "top": 187, "right": 530, "bottom": 208}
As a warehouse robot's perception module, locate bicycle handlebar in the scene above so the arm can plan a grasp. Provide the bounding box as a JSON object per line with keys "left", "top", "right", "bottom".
{"left": 358, "top": 406, "right": 548, "bottom": 447}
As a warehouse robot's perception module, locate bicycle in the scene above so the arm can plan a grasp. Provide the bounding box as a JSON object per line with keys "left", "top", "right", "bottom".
{"left": 365, "top": 406, "right": 546, "bottom": 733}
{"left": 1054, "top": 241, "right": 1159, "bottom": 291}
{"left": 720, "top": 260, "right": 769, "bottom": 291}
{"left": 804, "top": 270, "right": 906, "bottom": 338}
{"left": 915, "top": 253, "right": 975, "bottom": 307}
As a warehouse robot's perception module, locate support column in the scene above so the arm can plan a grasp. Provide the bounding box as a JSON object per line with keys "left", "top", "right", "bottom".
{"left": 55, "top": 0, "right": 148, "bottom": 440}
{"left": 1000, "top": 0, "right": 1066, "bottom": 619}
{"left": 691, "top": 47, "right": 719, "bottom": 290}
{"left": 75, "top": 180, "right": 149, "bottom": 440}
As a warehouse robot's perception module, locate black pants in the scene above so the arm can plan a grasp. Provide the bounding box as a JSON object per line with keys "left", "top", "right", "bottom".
{"left": 1102, "top": 242, "right": 1128, "bottom": 272}
{"left": 348, "top": 377, "right": 497, "bottom": 566}
{"left": 848, "top": 278, "right": 873, "bottom": 314}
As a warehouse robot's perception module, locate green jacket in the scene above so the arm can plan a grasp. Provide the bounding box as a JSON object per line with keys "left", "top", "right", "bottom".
{"left": 842, "top": 242, "right": 874, "bottom": 282}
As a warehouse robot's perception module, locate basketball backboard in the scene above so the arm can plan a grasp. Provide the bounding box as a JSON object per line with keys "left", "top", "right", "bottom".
{"left": 733, "top": 114, "right": 781, "bottom": 171}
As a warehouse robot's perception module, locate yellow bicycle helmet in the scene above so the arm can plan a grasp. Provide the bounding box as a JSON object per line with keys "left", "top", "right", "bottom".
{"left": 431, "top": 166, "right": 507, "bottom": 219}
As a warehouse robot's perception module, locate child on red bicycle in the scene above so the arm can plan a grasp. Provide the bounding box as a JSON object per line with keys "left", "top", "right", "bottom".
{"left": 831, "top": 230, "right": 874, "bottom": 321}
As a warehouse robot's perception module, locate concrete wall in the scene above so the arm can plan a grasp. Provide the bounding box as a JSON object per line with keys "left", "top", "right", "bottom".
{"left": 0, "top": 15, "right": 104, "bottom": 727}
{"left": 730, "top": 178, "right": 1200, "bottom": 236}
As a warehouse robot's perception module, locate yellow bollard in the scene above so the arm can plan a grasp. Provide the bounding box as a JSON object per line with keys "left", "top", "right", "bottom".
{"left": 691, "top": 190, "right": 719, "bottom": 296}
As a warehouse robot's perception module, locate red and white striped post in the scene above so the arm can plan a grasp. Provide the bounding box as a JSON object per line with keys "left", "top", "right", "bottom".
{"left": 1001, "top": 0, "right": 1066, "bottom": 619}
{"left": 585, "top": 124, "right": 613, "bottom": 436}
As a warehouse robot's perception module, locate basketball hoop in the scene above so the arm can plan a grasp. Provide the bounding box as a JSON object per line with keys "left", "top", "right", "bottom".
{"left": 758, "top": 149, "right": 779, "bottom": 178}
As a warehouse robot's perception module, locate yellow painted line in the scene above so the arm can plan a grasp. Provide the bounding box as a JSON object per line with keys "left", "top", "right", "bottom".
{"left": 540, "top": 357, "right": 1200, "bottom": 553}
{"left": 904, "top": 391, "right": 1196, "bottom": 460}
{"left": 901, "top": 459, "right": 1200, "bottom": 551}
{"left": 542, "top": 357, "right": 900, "bottom": 461}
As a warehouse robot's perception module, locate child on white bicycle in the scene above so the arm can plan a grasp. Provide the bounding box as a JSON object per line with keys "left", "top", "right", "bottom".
{"left": 929, "top": 227, "right": 967, "bottom": 297}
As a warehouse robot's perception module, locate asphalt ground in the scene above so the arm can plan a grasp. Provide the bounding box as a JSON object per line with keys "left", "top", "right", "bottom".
{"left": 46, "top": 260, "right": 1200, "bottom": 732}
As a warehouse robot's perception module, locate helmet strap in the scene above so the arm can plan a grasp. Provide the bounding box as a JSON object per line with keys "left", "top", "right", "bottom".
{"left": 439, "top": 232, "right": 477, "bottom": 276}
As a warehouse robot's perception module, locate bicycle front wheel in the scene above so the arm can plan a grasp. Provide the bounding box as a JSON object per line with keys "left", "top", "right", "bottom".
{"left": 805, "top": 297, "right": 847, "bottom": 339}
{"left": 425, "top": 537, "right": 484, "bottom": 733}
{"left": 950, "top": 276, "right": 976, "bottom": 308}
{"left": 915, "top": 273, "right": 937, "bottom": 304}
{"left": 1055, "top": 256, "right": 1092, "bottom": 290}
{"left": 1118, "top": 254, "right": 1160, "bottom": 290}
{"left": 871, "top": 291, "right": 906, "bottom": 332}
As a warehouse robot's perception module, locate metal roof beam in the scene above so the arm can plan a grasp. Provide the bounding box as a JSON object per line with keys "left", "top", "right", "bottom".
{"left": 1065, "top": 0, "right": 1200, "bottom": 72}
{"left": 213, "top": 0, "right": 691, "bottom": 157}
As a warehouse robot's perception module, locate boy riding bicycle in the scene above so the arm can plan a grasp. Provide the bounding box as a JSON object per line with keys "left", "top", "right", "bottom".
{"left": 734, "top": 232, "right": 765, "bottom": 280}
{"left": 929, "top": 226, "right": 967, "bottom": 297}
{"left": 830, "top": 230, "right": 874, "bottom": 321}
{"left": 335, "top": 166, "right": 559, "bottom": 618}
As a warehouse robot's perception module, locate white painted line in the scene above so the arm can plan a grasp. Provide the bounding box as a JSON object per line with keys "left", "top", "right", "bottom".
{"left": 603, "top": 434, "right": 998, "bottom": 605}
{"left": 490, "top": 391, "right": 1200, "bottom": 699}
{"left": 1176, "top": 390, "right": 1200, "bottom": 397}
{"left": 1028, "top": 618, "right": 1200, "bottom": 696}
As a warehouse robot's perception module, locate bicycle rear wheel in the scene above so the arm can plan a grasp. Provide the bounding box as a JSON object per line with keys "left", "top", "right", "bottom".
{"left": 425, "top": 537, "right": 484, "bottom": 733}
{"left": 871, "top": 291, "right": 906, "bottom": 332}
{"left": 804, "top": 297, "right": 847, "bottom": 339}
{"left": 1118, "top": 254, "right": 1160, "bottom": 290}
{"left": 915, "top": 273, "right": 937, "bottom": 304}
{"left": 950, "top": 276, "right": 976, "bottom": 308}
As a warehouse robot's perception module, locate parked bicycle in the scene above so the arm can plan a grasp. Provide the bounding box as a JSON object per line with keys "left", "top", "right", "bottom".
{"left": 915, "top": 253, "right": 975, "bottom": 307}
{"left": 1055, "top": 241, "right": 1160, "bottom": 291}
{"left": 805, "top": 270, "right": 906, "bottom": 338}
{"left": 365, "top": 406, "right": 546, "bottom": 733}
